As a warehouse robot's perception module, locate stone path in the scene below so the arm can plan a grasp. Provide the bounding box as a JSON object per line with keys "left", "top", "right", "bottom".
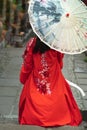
{"left": 0, "top": 46, "right": 87, "bottom": 129}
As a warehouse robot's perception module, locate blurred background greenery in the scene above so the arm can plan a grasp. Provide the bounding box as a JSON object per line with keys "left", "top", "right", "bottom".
{"left": 0, "top": 0, "right": 31, "bottom": 47}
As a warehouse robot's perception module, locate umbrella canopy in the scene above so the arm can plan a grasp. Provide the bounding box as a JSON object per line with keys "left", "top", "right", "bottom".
{"left": 28, "top": 0, "right": 87, "bottom": 54}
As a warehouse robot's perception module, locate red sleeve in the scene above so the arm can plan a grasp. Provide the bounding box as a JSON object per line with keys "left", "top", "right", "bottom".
{"left": 20, "top": 38, "right": 36, "bottom": 84}
{"left": 57, "top": 51, "right": 64, "bottom": 69}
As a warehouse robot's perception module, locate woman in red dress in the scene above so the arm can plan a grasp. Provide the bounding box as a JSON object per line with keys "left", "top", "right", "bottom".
{"left": 19, "top": 37, "right": 82, "bottom": 127}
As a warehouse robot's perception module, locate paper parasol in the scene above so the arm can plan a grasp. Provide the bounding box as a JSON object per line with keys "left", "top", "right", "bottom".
{"left": 28, "top": 0, "right": 87, "bottom": 54}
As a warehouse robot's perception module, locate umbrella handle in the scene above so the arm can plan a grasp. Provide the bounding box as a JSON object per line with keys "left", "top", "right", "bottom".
{"left": 66, "top": 79, "right": 85, "bottom": 97}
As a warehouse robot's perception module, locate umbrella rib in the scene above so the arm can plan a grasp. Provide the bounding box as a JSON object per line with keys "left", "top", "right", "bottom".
{"left": 72, "top": 11, "right": 87, "bottom": 15}
{"left": 37, "top": 16, "right": 52, "bottom": 22}
{"left": 76, "top": 18, "right": 87, "bottom": 29}
{"left": 71, "top": 4, "right": 86, "bottom": 14}
{"left": 43, "top": 24, "right": 59, "bottom": 39}
{"left": 79, "top": 27, "right": 87, "bottom": 40}
{"left": 64, "top": 29, "right": 70, "bottom": 51}
{"left": 73, "top": 33, "right": 82, "bottom": 52}
{"left": 56, "top": 26, "right": 67, "bottom": 51}
{"left": 75, "top": 24, "right": 87, "bottom": 34}
{"left": 35, "top": 22, "right": 50, "bottom": 31}
{"left": 69, "top": 28, "right": 78, "bottom": 52}
{"left": 73, "top": 27, "right": 85, "bottom": 50}
{"left": 76, "top": 16, "right": 87, "bottom": 19}
{"left": 70, "top": 25, "right": 82, "bottom": 52}
{"left": 81, "top": 20, "right": 87, "bottom": 25}
{"left": 35, "top": 19, "right": 53, "bottom": 31}
{"left": 81, "top": 25, "right": 87, "bottom": 30}
{"left": 76, "top": 17, "right": 87, "bottom": 25}
{"left": 51, "top": 25, "right": 63, "bottom": 47}
{"left": 75, "top": 23, "right": 87, "bottom": 38}
{"left": 34, "top": 18, "right": 53, "bottom": 27}
{"left": 49, "top": 23, "right": 64, "bottom": 47}
{"left": 67, "top": 30, "right": 73, "bottom": 51}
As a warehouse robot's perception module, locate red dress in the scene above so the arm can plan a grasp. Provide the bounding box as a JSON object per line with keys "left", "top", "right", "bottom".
{"left": 19, "top": 37, "right": 82, "bottom": 127}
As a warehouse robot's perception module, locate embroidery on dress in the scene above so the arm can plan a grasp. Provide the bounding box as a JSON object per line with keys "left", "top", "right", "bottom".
{"left": 22, "top": 38, "right": 35, "bottom": 68}
{"left": 35, "top": 53, "right": 51, "bottom": 95}
{"left": 22, "top": 38, "right": 35, "bottom": 59}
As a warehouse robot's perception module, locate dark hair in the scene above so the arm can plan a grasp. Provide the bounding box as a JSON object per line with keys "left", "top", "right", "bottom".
{"left": 33, "top": 37, "right": 50, "bottom": 54}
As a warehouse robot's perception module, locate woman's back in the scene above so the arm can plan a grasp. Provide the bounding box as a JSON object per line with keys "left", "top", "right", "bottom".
{"left": 33, "top": 49, "right": 63, "bottom": 94}
{"left": 19, "top": 37, "right": 82, "bottom": 127}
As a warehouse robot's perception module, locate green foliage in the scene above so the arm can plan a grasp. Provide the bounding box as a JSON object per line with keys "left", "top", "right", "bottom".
{"left": 5, "top": 0, "right": 10, "bottom": 29}
{"left": 0, "top": 0, "right": 3, "bottom": 16}
{"left": 13, "top": 0, "right": 18, "bottom": 4}
{"left": 6, "top": 0, "right": 10, "bottom": 12}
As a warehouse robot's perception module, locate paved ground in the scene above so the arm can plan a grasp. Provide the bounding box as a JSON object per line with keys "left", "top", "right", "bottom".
{"left": 0, "top": 43, "right": 87, "bottom": 129}
{"left": 63, "top": 54, "right": 87, "bottom": 111}
{"left": 0, "top": 124, "right": 85, "bottom": 130}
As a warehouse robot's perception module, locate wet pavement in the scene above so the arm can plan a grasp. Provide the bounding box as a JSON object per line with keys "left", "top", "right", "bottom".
{"left": 0, "top": 45, "right": 87, "bottom": 129}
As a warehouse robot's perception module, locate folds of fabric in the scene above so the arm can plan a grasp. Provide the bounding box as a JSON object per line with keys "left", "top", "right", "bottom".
{"left": 19, "top": 37, "right": 82, "bottom": 127}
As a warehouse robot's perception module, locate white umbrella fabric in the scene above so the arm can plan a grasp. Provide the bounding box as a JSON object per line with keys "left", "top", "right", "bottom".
{"left": 28, "top": 0, "right": 87, "bottom": 55}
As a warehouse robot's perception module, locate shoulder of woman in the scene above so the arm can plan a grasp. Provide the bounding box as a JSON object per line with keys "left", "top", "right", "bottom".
{"left": 22, "top": 37, "right": 37, "bottom": 58}
{"left": 26, "top": 37, "right": 37, "bottom": 49}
